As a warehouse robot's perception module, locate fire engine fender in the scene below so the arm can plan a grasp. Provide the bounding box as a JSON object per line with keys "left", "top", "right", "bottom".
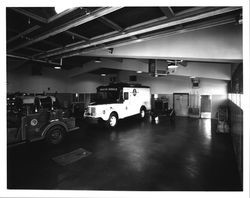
{"left": 41, "top": 120, "right": 68, "bottom": 138}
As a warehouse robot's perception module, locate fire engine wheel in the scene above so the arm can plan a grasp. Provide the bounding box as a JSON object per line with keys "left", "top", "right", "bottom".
{"left": 140, "top": 107, "right": 146, "bottom": 119}
{"left": 108, "top": 113, "right": 118, "bottom": 128}
{"left": 46, "top": 125, "right": 65, "bottom": 145}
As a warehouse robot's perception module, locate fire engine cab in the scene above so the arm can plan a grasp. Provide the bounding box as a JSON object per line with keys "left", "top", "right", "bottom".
{"left": 7, "top": 95, "right": 79, "bottom": 146}
{"left": 84, "top": 83, "right": 151, "bottom": 127}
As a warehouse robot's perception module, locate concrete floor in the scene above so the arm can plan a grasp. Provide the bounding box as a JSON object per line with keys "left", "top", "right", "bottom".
{"left": 7, "top": 116, "right": 242, "bottom": 191}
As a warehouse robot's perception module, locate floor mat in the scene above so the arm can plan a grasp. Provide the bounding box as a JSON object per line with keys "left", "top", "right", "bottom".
{"left": 52, "top": 148, "right": 91, "bottom": 166}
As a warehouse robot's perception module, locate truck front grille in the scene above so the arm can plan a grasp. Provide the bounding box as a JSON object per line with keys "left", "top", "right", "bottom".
{"left": 91, "top": 107, "right": 96, "bottom": 116}
{"left": 87, "top": 107, "right": 96, "bottom": 116}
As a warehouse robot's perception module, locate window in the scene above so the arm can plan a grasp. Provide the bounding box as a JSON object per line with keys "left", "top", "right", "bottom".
{"left": 124, "top": 92, "right": 129, "bottom": 100}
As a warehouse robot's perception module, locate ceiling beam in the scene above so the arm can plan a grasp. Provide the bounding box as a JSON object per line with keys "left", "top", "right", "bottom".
{"left": 37, "top": 7, "right": 241, "bottom": 60}
{"left": 47, "top": 7, "right": 79, "bottom": 23}
{"left": 57, "top": 14, "right": 237, "bottom": 60}
{"left": 7, "top": 25, "right": 40, "bottom": 43}
{"left": 7, "top": 54, "right": 61, "bottom": 66}
{"left": 7, "top": 27, "right": 61, "bottom": 51}
{"left": 10, "top": 7, "right": 48, "bottom": 23}
{"left": 97, "top": 16, "right": 123, "bottom": 32}
{"left": 25, "top": 47, "right": 45, "bottom": 53}
{"left": 65, "top": 31, "right": 90, "bottom": 41}
{"left": 8, "top": 7, "right": 123, "bottom": 53}
{"left": 160, "top": 7, "right": 175, "bottom": 19}
{"left": 11, "top": 7, "right": 80, "bottom": 24}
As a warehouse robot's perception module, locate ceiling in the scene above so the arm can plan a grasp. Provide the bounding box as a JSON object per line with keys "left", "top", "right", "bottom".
{"left": 6, "top": 6, "right": 242, "bottom": 70}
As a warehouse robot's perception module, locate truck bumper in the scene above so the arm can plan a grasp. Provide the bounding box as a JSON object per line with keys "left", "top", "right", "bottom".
{"left": 84, "top": 117, "right": 104, "bottom": 124}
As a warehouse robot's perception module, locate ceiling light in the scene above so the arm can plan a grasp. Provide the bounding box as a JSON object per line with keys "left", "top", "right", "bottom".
{"left": 94, "top": 58, "right": 102, "bottom": 63}
{"left": 137, "top": 71, "right": 142, "bottom": 73}
{"left": 190, "top": 76, "right": 196, "bottom": 79}
{"left": 85, "top": 10, "right": 90, "bottom": 15}
{"left": 54, "top": 66, "right": 61, "bottom": 70}
{"left": 136, "top": 39, "right": 142, "bottom": 42}
{"left": 101, "top": 73, "right": 106, "bottom": 77}
{"left": 80, "top": 7, "right": 91, "bottom": 15}
{"left": 168, "top": 65, "right": 178, "bottom": 69}
{"left": 55, "top": 6, "right": 70, "bottom": 14}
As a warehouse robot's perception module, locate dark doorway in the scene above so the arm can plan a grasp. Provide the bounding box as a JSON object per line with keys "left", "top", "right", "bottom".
{"left": 200, "top": 95, "right": 212, "bottom": 118}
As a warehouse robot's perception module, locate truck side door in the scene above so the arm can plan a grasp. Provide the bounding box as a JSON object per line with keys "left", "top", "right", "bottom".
{"left": 25, "top": 110, "right": 50, "bottom": 141}
{"left": 122, "top": 91, "right": 131, "bottom": 117}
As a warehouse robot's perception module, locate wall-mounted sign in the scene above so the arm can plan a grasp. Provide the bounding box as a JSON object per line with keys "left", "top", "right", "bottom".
{"left": 99, "top": 88, "right": 118, "bottom": 91}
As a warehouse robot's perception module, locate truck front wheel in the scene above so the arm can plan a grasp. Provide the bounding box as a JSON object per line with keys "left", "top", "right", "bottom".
{"left": 46, "top": 125, "right": 65, "bottom": 145}
{"left": 107, "top": 113, "right": 118, "bottom": 128}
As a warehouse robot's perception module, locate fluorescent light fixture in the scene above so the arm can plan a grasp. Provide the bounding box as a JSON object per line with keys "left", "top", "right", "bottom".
{"left": 136, "top": 39, "right": 142, "bottom": 42}
{"left": 137, "top": 71, "right": 142, "bottom": 73}
{"left": 54, "top": 66, "right": 61, "bottom": 70}
{"left": 101, "top": 73, "right": 106, "bottom": 77}
{"left": 168, "top": 65, "right": 178, "bottom": 69}
{"left": 190, "top": 76, "right": 196, "bottom": 79}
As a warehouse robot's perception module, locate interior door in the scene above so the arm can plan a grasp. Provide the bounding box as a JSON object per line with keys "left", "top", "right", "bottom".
{"left": 123, "top": 91, "right": 131, "bottom": 117}
{"left": 26, "top": 110, "right": 49, "bottom": 141}
{"left": 200, "top": 95, "right": 212, "bottom": 118}
{"left": 174, "top": 93, "right": 189, "bottom": 117}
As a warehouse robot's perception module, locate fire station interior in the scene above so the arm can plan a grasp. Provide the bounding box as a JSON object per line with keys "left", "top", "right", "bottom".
{"left": 6, "top": 6, "right": 244, "bottom": 192}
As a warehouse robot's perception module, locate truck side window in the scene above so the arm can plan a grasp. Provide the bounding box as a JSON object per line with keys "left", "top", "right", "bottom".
{"left": 124, "top": 92, "right": 129, "bottom": 100}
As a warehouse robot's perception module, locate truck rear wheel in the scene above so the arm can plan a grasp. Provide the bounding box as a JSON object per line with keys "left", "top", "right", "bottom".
{"left": 46, "top": 125, "right": 65, "bottom": 145}
{"left": 107, "top": 113, "right": 118, "bottom": 128}
{"left": 140, "top": 107, "right": 146, "bottom": 119}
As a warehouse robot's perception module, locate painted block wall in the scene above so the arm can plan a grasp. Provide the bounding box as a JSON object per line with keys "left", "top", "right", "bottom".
{"left": 7, "top": 61, "right": 228, "bottom": 119}
{"left": 118, "top": 70, "right": 228, "bottom": 118}
{"left": 7, "top": 65, "right": 69, "bottom": 93}
{"left": 7, "top": 65, "right": 102, "bottom": 94}
{"left": 67, "top": 73, "right": 104, "bottom": 93}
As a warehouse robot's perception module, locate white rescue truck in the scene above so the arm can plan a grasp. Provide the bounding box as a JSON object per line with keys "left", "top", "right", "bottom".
{"left": 84, "top": 83, "right": 151, "bottom": 127}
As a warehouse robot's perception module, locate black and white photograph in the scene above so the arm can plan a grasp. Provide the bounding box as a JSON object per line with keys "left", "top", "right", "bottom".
{"left": 1, "top": 0, "right": 249, "bottom": 198}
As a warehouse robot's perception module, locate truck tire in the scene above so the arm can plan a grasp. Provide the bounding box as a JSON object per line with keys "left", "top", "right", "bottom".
{"left": 140, "top": 107, "right": 146, "bottom": 120}
{"left": 46, "top": 125, "right": 65, "bottom": 145}
{"left": 107, "top": 113, "right": 118, "bottom": 128}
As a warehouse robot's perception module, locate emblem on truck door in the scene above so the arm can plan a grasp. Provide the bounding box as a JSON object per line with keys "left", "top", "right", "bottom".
{"left": 133, "top": 89, "right": 137, "bottom": 96}
{"left": 30, "top": 119, "right": 38, "bottom": 126}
